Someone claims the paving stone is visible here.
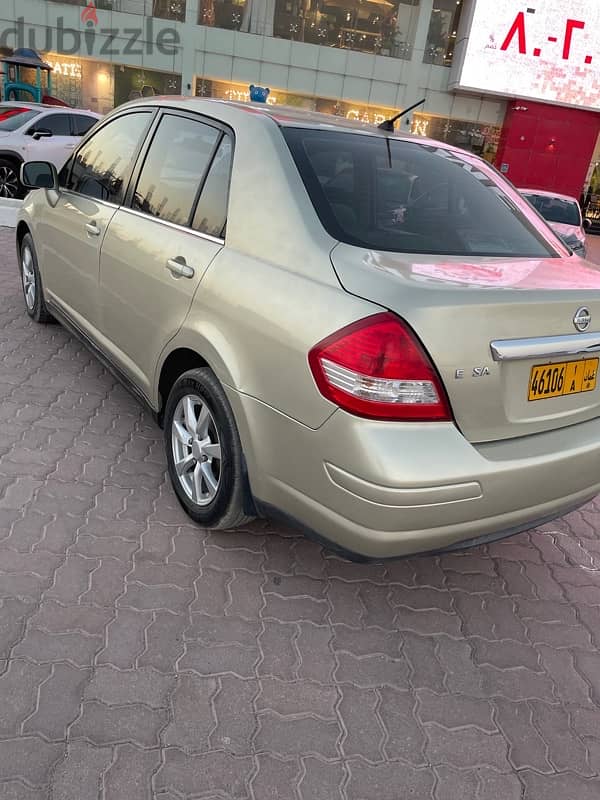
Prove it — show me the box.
[13,628,103,667]
[529,699,591,775]
[346,759,435,800]
[417,689,495,732]
[0,596,36,658]
[295,621,336,683]
[257,677,337,718]
[298,757,344,800]
[425,722,511,771]
[70,700,168,748]
[162,673,217,752]
[210,675,257,753]
[0,736,63,786]
[50,740,113,800]
[97,608,152,669]
[155,749,253,799]
[518,769,600,800]
[84,665,175,707]
[493,697,552,772]
[226,570,265,620]
[255,711,340,758]
[185,613,261,647]
[378,687,426,765]
[251,753,301,800]
[257,621,298,681]
[138,610,186,673]
[22,662,90,740]
[337,684,384,762]
[103,744,161,800]
[0,659,51,736]
[332,624,401,658]
[179,642,259,679]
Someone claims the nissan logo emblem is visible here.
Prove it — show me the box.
[573,307,591,332]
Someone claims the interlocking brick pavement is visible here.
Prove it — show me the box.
[2,223,600,798]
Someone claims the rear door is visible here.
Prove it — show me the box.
[97,110,233,397]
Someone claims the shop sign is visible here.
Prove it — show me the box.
[450,0,600,112]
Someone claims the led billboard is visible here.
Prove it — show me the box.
[450,0,600,111]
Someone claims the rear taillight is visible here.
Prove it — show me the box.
[308,313,451,421]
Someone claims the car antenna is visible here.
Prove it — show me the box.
[377,98,426,132]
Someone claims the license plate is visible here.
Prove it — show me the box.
[528,358,599,401]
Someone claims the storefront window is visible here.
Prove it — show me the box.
[45,0,186,22]
[423,0,462,66]
[200,0,419,59]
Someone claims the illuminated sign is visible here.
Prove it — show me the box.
[450,0,600,111]
[47,60,82,79]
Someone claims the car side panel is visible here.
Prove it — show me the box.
[156,247,383,429]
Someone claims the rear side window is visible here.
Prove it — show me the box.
[132,113,220,228]
[67,112,151,204]
[191,135,233,238]
[71,114,98,136]
[0,108,40,130]
[283,128,556,258]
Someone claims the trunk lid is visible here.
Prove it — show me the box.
[331,244,600,443]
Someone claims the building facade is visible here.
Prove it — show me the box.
[0,0,598,197]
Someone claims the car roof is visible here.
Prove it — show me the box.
[519,188,579,204]
[123,96,450,149]
[0,102,99,114]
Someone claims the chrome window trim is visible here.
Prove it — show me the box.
[490,332,600,362]
[118,205,225,245]
[60,189,120,211]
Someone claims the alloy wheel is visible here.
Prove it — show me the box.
[21,244,36,311]
[171,394,222,506]
[0,165,19,198]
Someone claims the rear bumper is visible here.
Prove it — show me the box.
[227,388,600,558]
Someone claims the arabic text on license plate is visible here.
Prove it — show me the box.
[528,358,598,401]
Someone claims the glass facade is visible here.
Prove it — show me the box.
[45,0,186,22]
[200,0,420,59]
[423,0,462,66]
[194,77,500,158]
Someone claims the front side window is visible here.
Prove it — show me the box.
[191,135,233,238]
[284,128,557,258]
[132,114,220,227]
[67,111,151,204]
[523,194,582,227]
[30,113,71,136]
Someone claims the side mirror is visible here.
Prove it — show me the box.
[21,161,58,191]
[583,218,592,231]
[32,129,52,140]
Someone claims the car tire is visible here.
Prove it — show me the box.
[19,233,53,323]
[164,367,254,529]
[0,158,26,199]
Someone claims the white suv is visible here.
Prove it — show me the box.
[0,103,101,198]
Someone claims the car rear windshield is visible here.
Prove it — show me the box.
[523,193,581,227]
[0,107,40,131]
[283,128,556,258]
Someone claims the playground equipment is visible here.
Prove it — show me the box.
[0,48,70,106]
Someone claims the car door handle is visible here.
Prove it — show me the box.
[85,221,100,236]
[166,258,195,279]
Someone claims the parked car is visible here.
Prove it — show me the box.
[15,98,600,558]
[0,103,101,198]
[520,188,589,258]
